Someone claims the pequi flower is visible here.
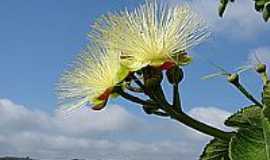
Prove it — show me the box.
[57,44,129,112]
[89,0,210,71]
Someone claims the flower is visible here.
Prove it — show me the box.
[89,0,210,71]
[57,44,129,112]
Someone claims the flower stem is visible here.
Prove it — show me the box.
[115,87,151,106]
[130,74,145,90]
[162,107,234,141]
[173,84,182,112]
[261,72,269,85]
[232,81,263,107]
[116,86,233,141]
[127,72,233,141]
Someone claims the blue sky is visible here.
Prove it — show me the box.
[0,0,269,113]
[0,0,145,112]
[0,0,270,159]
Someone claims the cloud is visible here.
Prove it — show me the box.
[248,46,270,67]
[188,107,232,139]
[0,99,231,160]
[189,107,231,130]
[173,0,270,39]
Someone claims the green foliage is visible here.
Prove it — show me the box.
[263,81,270,120]
[262,81,270,159]
[255,0,269,12]
[229,122,269,160]
[219,0,231,17]
[261,1,270,21]
[228,106,268,160]
[200,138,230,160]
[201,80,270,160]
[218,0,270,22]
[225,105,262,128]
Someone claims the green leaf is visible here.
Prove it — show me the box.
[200,138,230,160]
[225,104,270,159]
[229,126,269,160]
[255,0,268,6]
[255,0,268,12]
[262,80,270,158]
[219,0,229,17]
[262,118,270,159]
[263,2,270,22]
[263,81,270,120]
[225,105,262,129]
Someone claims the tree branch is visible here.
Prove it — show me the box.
[173,84,182,112]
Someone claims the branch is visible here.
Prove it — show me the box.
[114,86,151,106]
[234,83,263,107]
[173,84,182,112]
[162,107,234,141]
[228,74,263,107]
[130,74,145,90]
[128,72,233,141]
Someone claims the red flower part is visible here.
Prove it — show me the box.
[160,61,176,70]
[97,88,112,101]
[91,88,112,111]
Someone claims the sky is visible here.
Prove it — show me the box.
[0,0,270,159]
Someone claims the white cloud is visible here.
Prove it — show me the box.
[189,107,231,130]
[188,107,232,140]
[0,99,231,160]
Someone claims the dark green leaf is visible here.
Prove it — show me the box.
[263,2,270,22]
[263,80,270,120]
[262,118,270,159]
[225,104,270,159]
[229,125,269,160]
[225,105,262,129]
[219,0,229,17]
[200,138,230,160]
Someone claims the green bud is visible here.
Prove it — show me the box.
[263,2,270,22]
[143,66,163,86]
[227,73,239,84]
[143,66,166,101]
[166,66,184,85]
[256,63,267,73]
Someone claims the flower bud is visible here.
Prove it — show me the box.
[166,66,184,85]
[142,66,166,101]
[256,63,267,74]
[143,66,163,86]
[227,73,239,85]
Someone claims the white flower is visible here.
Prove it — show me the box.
[57,44,129,112]
[90,0,210,71]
